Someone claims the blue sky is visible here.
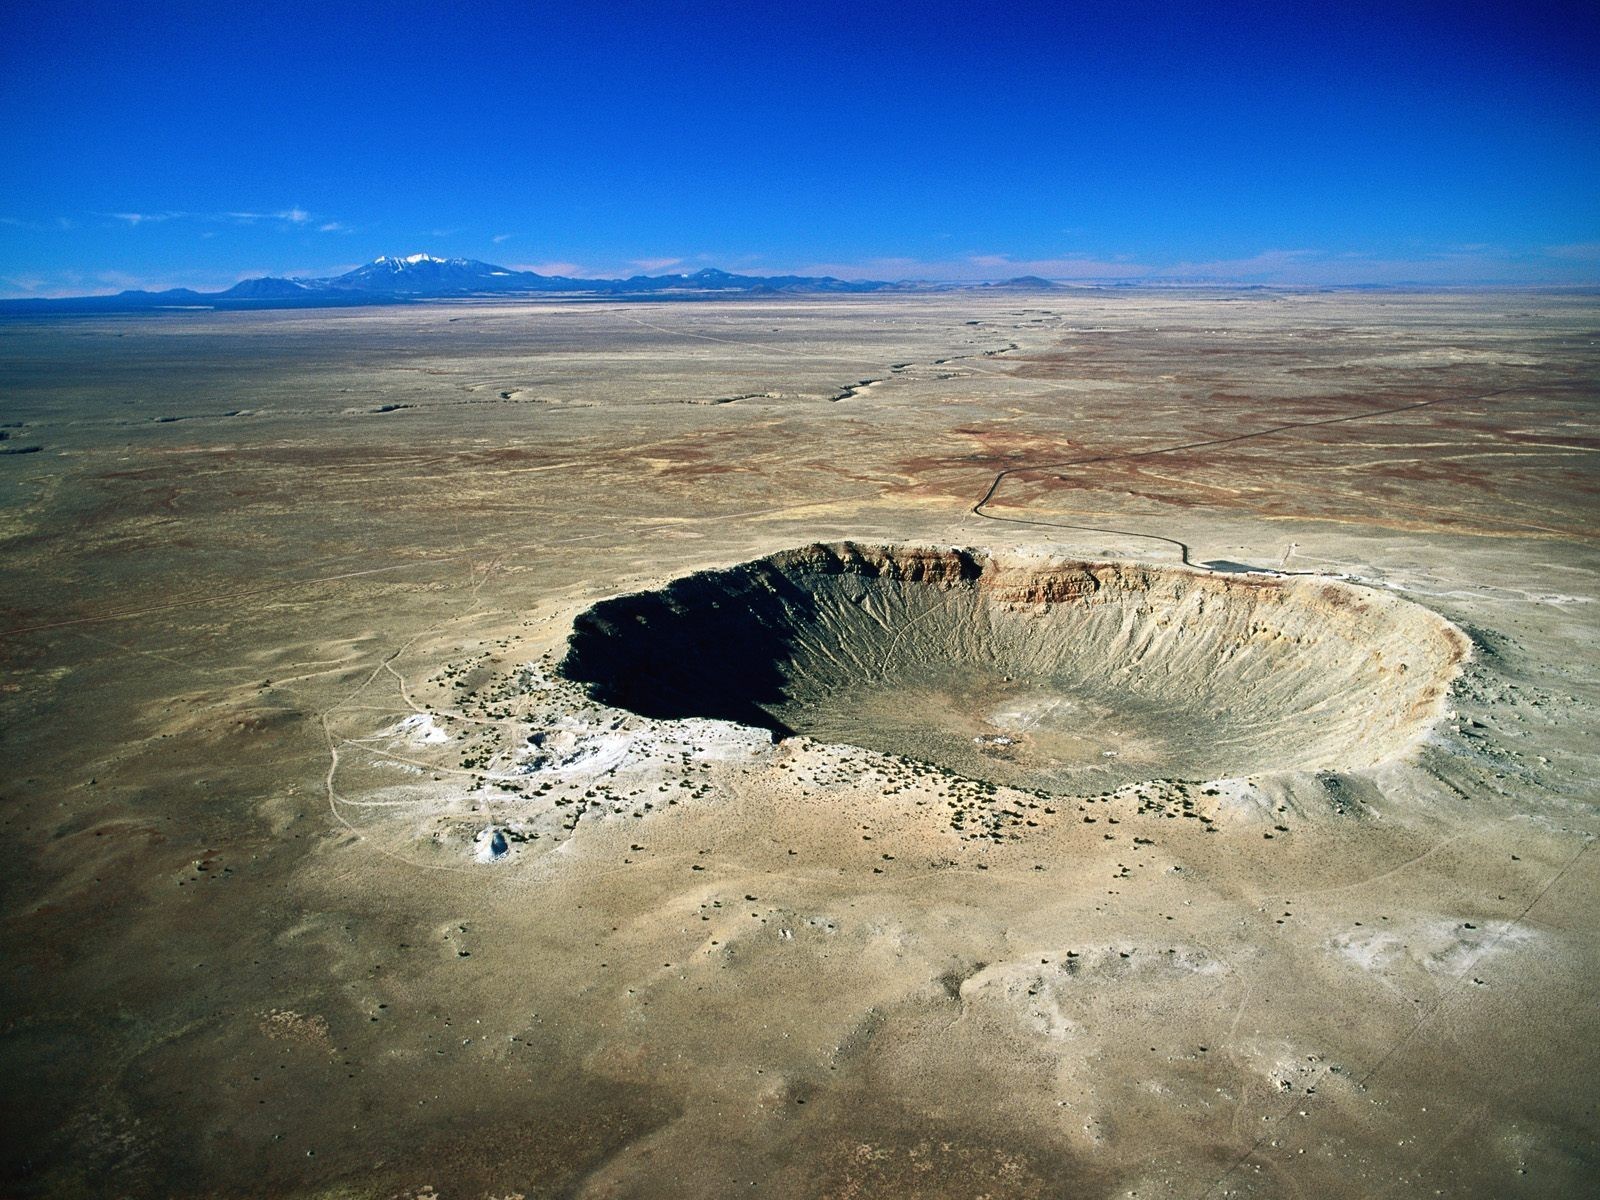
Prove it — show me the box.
[2,0,1597,295]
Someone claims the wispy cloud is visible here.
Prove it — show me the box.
[317,221,349,233]
[1547,241,1600,261]
[791,253,1149,282]
[492,233,514,244]
[108,211,184,226]
[0,215,75,232]
[0,273,62,297]
[226,207,311,224]
[94,269,155,289]
[1150,245,1592,285]
[512,261,585,277]
[99,208,330,230]
[1152,248,1322,281]
[794,244,1600,285]
[631,256,682,271]
[962,253,1148,279]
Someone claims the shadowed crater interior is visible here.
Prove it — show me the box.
[560,543,1468,789]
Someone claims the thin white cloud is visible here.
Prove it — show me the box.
[512,261,585,277]
[107,211,184,226]
[631,256,682,271]
[964,253,1148,278]
[0,215,74,231]
[1547,241,1600,260]
[102,208,328,229]
[492,233,513,244]
[1152,249,1321,280]
[225,208,312,224]
[1150,245,1599,284]
[790,244,1600,285]
[0,274,58,297]
[793,254,1150,282]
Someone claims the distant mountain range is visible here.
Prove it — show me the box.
[0,254,968,313]
[0,260,1443,314]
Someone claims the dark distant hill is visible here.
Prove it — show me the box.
[611,266,903,295]
[218,277,320,299]
[0,254,913,314]
[982,276,1062,290]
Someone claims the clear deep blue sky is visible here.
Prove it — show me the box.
[2,0,1597,294]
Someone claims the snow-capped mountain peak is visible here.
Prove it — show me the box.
[369,253,454,268]
[328,254,512,292]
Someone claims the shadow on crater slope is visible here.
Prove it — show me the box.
[560,543,1469,790]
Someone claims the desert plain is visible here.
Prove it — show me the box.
[0,289,1597,1198]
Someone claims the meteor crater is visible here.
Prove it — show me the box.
[560,543,1468,789]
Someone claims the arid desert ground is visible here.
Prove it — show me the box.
[1,290,1597,1198]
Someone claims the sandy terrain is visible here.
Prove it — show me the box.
[1,290,1596,1198]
